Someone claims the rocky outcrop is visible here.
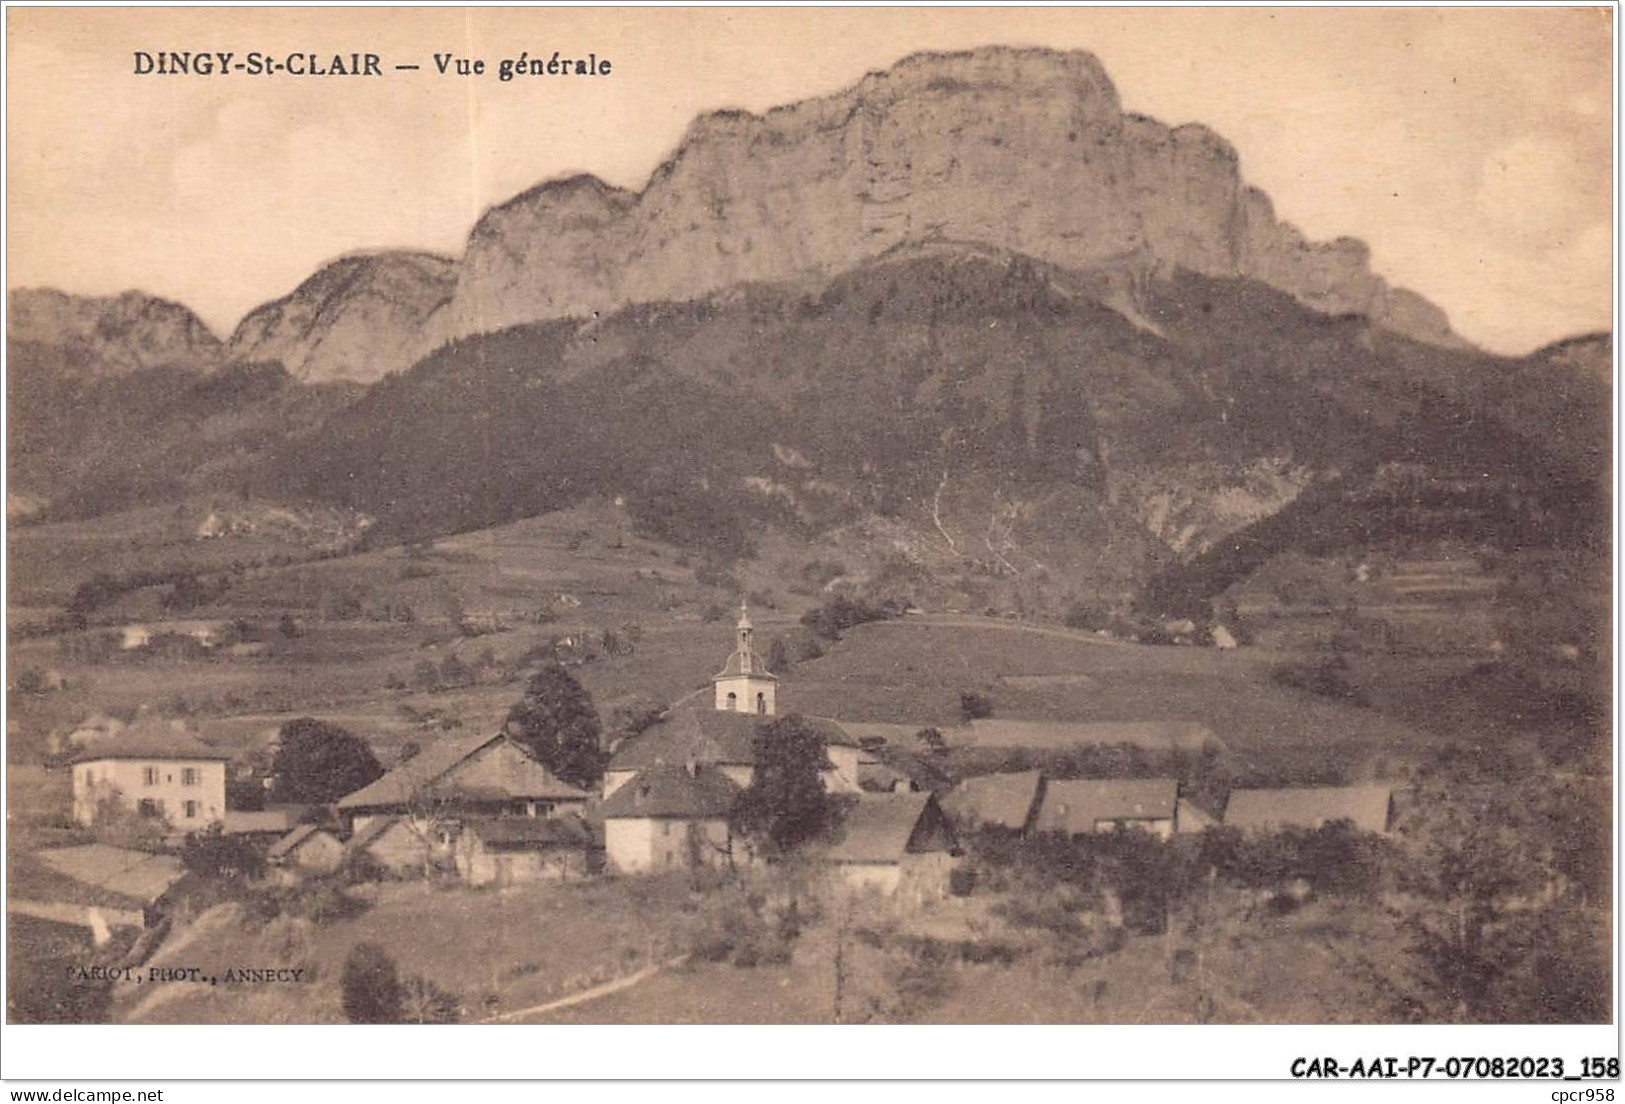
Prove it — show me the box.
[7,288,222,376]
[440,47,1461,348]
[226,252,456,383]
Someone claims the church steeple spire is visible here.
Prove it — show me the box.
[713,599,777,715]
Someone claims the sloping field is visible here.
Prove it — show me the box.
[783,619,1441,781]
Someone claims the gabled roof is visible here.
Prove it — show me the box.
[30,845,187,906]
[267,823,335,860]
[465,815,594,849]
[965,719,1220,752]
[347,815,409,852]
[1224,786,1394,834]
[597,764,740,820]
[70,722,229,763]
[941,770,1044,832]
[1035,778,1179,834]
[827,792,956,864]
[337,734,587,810]
[607,709,856,771]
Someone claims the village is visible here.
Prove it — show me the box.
[8,595,1433,1025]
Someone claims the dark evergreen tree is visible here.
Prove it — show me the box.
[341,942,403,1024]
[270,718,384,805]
[504,663,605,789]
[732,714,831,853]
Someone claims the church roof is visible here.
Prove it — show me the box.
[607,709,854,771]
[608,709,761,770]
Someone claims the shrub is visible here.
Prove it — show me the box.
[959,691,994,721]
[800,595,896,640]
[400,974,462,1023]
[341,942,403,1023]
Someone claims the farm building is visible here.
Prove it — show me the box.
[1034,778,1180,839]
[10,844,190,934]
[453,815,596,887]
[266,825,345,877]
[597,763,741,874]
[345,816,433,878]
[826,792,960,901]
[941,770,1045,833]
[1223,786,1395,835]
[70,725,229,831]
[336,732,589,832]
[1175,798,1222,834]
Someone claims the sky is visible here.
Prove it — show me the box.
[5,6,1613,354]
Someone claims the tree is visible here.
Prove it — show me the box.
[503,664,605,790]
[767,637,791,674]
[341,942,403,1023]
[732,714,831,853]
[270,718,384,805]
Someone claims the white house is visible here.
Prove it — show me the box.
[597,763,741,874]
[71,725,229,831]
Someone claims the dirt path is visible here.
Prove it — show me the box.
[481,954,690,1023]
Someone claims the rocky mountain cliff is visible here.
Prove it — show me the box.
[436,47,1461,349]
[225,252,456,383]
[8,288,221,376]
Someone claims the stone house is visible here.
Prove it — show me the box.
[453,815,596,887]
[597,763,741,874]
[826,792,960,901]
[71,726,229,831]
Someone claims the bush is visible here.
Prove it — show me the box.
[1063,603,1112,632]
[341,942,402,1023]
[1272,655,1370,707]
[959,691,994,721]
[800,595,896,640]
[400,974,462,1023]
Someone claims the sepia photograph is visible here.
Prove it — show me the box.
[2,2,1614,1069]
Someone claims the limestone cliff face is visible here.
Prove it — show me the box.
[8,288,222,375]
[442,47,1459,347]
[226,252,457,383]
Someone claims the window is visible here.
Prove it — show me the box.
[662,822,672,837]
[184,800,199,819]
[181,767,199,786]
[756,692,766,715]
[725,692,737,710]
[137,799,160,818]
[142,767,159,786]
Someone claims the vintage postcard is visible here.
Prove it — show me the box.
[3,3,1614,1073]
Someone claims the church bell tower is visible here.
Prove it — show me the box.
[713,602,777,716]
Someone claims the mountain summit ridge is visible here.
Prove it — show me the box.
[437,46,1463,351]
